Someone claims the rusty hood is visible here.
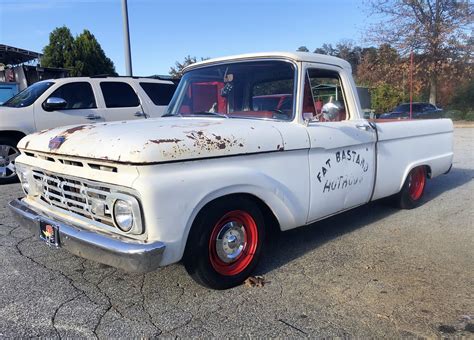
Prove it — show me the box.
[18,117,286,164]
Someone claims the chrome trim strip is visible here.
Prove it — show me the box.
[8,198,164,273]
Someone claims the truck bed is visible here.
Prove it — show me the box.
[371,119,454,200]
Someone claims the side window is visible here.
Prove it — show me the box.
[303,68,349,122]
[100,82,140,108]
[139,82,176,106]
[48,82,96,109]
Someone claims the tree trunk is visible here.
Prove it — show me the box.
[429,76,437,105]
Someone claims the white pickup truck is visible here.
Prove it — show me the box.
[9,52,453,289]
[0,76,177,184]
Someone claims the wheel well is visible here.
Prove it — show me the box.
[1,131,26,143]
[424,165,432,179]
[189,193,281,243]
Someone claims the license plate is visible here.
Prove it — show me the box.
[39,220,60,247]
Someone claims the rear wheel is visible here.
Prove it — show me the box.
[184,196,265,289]
[395,166,427,209]
[0,137,21,184]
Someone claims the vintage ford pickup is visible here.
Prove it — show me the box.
[9,52,453,289]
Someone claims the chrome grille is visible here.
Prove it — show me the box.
[32,170,114,226]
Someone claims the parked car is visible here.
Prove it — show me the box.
[379,102,443,120]
[0,76,177,183]
[9,52,453,289]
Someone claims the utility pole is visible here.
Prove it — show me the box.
[409,51,413,119]
[121,0,132,76]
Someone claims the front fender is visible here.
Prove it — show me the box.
[133,151,309,265]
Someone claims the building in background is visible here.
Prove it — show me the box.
[0,44,69,103]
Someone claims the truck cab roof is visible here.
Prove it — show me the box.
[185,51,353,73]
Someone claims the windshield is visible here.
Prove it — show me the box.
[2,81,54,108]
[165,60,295,120]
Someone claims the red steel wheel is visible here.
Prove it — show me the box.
[184,196,265,289]
[394,165,427,209]
[408,166,426,201]
[208,210,258,276]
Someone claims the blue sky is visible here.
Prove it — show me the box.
[0,0,374,76]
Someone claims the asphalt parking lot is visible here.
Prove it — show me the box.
[0,128,472,338]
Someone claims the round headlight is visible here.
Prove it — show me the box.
[113,199,134,232]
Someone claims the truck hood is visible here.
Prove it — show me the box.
[18,117,286,164]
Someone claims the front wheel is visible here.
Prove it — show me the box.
[0,137,21,184]
[184,197,265,290]
[395,166,427,209]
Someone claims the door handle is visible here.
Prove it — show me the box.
[86,114,101,120]
[356,124,371,131]
[134,111,149,118]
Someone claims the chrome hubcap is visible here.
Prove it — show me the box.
[0,144,19,178]
[215,221,246,263]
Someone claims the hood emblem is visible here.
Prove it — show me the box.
[48,136,66,150]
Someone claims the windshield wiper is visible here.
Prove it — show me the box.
[162,111,229,118]
[192,111,229,118]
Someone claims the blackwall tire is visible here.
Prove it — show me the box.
[395,166,427,209]
[184,196,265,290]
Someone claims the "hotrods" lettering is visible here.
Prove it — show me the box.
[323,175,364,193]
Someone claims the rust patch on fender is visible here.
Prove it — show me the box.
[185,130,240,150]
[36,128,54,135]
[62,125,93,135]
[149,138,183,144]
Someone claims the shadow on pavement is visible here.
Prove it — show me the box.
[257,167,473,275]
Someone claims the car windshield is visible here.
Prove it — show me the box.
[165,60,295,120]
[2,81,54,108]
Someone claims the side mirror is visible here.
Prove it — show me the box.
[43,97,67,111]
[321,102,342,121]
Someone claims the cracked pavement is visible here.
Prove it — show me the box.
[0,128,472,337]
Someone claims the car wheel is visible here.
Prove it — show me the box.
[395,166,427,209]
[0,137,21,184]
[184,196,266,290]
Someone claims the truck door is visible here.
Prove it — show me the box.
[35,81,104,130]
[303,65,376,223]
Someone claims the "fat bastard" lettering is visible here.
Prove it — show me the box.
[316,149,369,183]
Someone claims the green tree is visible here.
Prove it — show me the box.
[297,46,309,52]
[42,26,116,76]
[312,41,364,75]
[41,26,75,70]
[366,0,473,105]
[169,55,209,78]
[73,30,116,76]
[371,83,405,114]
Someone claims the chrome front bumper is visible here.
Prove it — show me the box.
[8,198,165,273]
